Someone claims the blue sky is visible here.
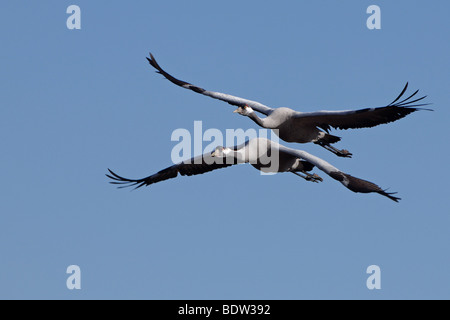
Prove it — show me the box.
[0,1,449,299]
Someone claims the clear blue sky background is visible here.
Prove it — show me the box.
[1,1,449,300]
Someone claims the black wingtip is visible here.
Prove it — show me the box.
[379,190,401,203]
[334,172,402,203]
[144,52,203,90]
[387,83,431,111]
[146,52,161,70]
[388,82,409,105]
[106,168,142,189]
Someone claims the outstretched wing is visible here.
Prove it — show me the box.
[107,153,238,189]
[328,171,400,202]
[279,145,400,202]
[146,53,274,115]
[293,83,431,132]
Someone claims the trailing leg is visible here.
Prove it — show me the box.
[291,171,323,183]
[315,140,353,158]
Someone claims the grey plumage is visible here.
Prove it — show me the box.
[107,138,400,202]
[146,53,431,158]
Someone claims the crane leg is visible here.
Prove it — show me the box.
[291,171,323,183]
[315,142,352,158]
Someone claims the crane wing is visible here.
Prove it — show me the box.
[147,53,274,115]
[293,83,430,132]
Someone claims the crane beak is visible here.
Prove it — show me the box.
[233,108,240,113]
